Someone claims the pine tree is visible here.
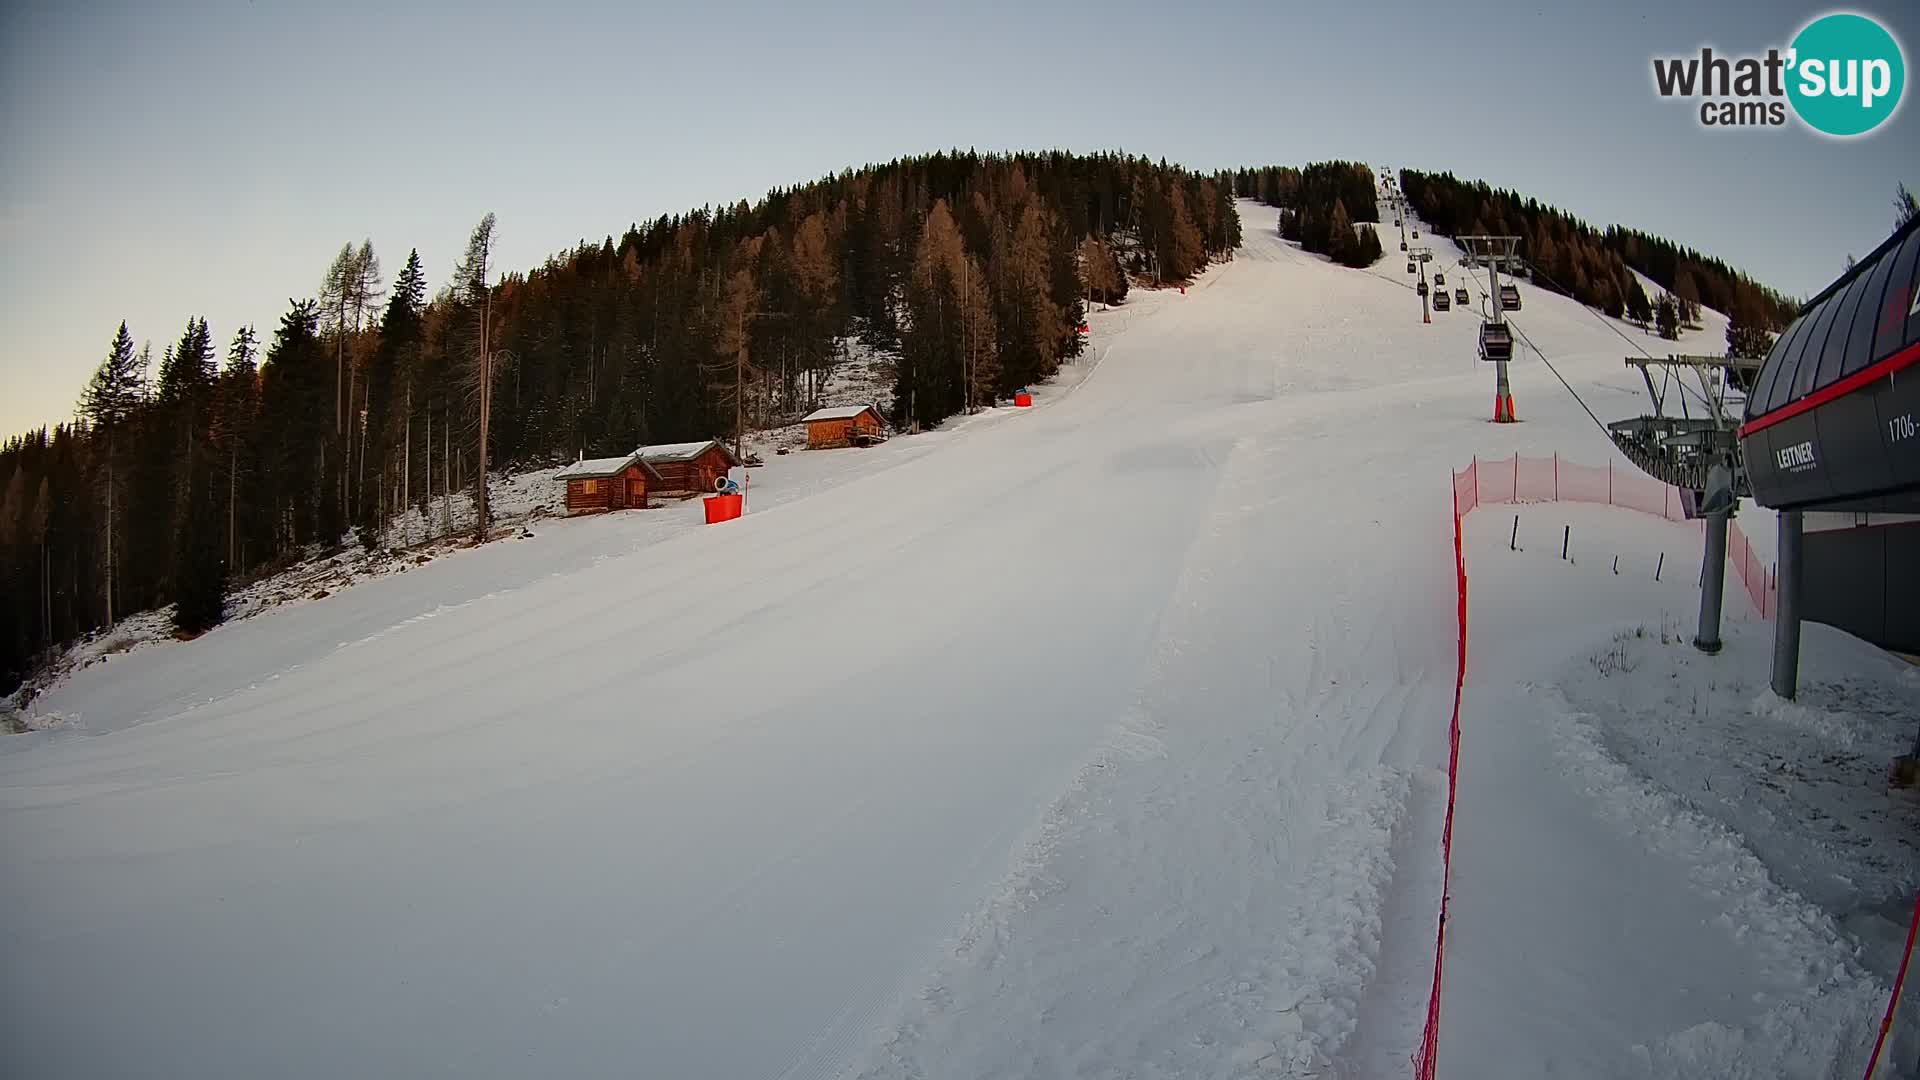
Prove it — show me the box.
[1895,182,1917,230]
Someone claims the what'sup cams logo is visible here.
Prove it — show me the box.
[1652,12,1905,136]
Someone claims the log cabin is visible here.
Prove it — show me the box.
[555,452,662,516]
[637,440,743,496]
[801,405,888,450]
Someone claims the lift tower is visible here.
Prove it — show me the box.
[1458,235,1521,422]
[1410,244,1433,323]
[1605,352,1762,653]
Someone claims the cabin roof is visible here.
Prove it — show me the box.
[637,439,740,465]
[555,451,662,481]
[801,404,880,423]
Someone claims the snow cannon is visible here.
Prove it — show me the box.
[703,492,743,524]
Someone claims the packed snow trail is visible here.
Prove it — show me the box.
[1440,505,1902,1078]
[3,200,1744,1078]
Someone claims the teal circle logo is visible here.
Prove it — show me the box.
[1787,13,1905,136]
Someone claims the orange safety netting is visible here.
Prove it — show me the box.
[1421,454,1782,1079]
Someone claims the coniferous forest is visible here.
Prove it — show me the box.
[0,151,1241,692]
[1395,168,1796,348]
[1229,163,1385,268]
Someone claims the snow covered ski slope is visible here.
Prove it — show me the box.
[7,198,1858,1079]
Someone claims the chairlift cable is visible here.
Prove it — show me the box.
[1525,261,1719,415]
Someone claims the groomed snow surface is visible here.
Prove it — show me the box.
[1446,503,1919,1079]
[4,199,1914,1078]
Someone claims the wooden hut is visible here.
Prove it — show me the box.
[555,451,662,515]
[801,405,888,450]
[637,440,743,496]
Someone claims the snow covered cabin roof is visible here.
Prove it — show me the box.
[636,439,740,465]
[555,451,662,481]
[801,404,882,424]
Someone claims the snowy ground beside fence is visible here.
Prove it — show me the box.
[1443,502,1917,1078]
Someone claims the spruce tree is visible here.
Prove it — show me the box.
[359,250,425,546]
[1725,297,1777,362]
[1655,294,1681,340]
[78,322,146,624]
[213,326,259,569]
[1626,279,1654,326]
[164,318,225,635]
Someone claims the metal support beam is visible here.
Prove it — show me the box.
[1771,510,1803,698]
[1460,235,1521,423]
[1695,508,1729,654]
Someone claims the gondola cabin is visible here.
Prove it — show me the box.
[1432,290,1451,311]
[637,439,744,496]
[1479,322,1514,362]
[555,451,662,515]
[801,404,888,450]
[1434,272,1445,286]
[1417,280,1429,297]
[1455,286,1470,305]
[1499,284,1522,311]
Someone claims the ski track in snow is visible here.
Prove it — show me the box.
[1,198,1809,1080]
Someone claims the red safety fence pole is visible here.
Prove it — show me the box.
[1862,893,1920,1079]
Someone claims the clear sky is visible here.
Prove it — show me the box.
[3,0,1915,436]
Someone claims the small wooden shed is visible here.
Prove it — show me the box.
[555,451,662,515]
[638,439,743,496]
[802,405,888,450]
